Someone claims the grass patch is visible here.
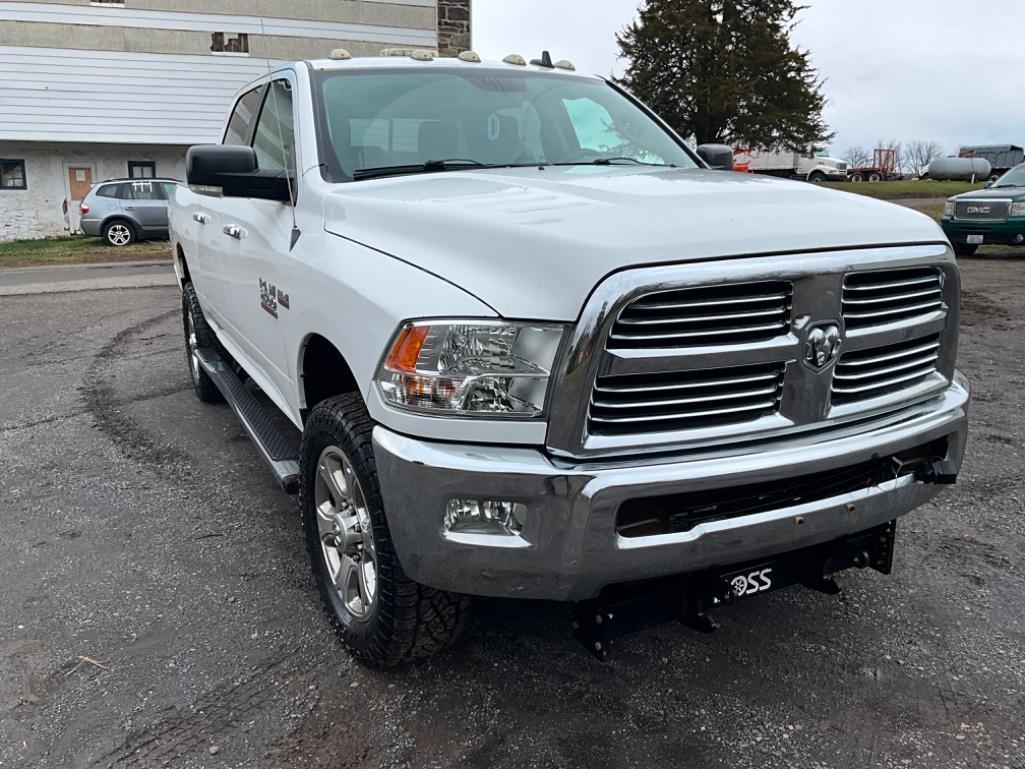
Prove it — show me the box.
[818,180,985,200]
[0,236,169,268]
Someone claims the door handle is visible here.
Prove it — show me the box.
[193,212,210,224]
[223,224,245,239]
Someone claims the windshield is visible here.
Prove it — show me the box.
[992,164,1025,188]
[314,68,699,181]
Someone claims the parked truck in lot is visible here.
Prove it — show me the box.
[732,146,848,182]
[958,145,1025,182]
[170,52,969,666]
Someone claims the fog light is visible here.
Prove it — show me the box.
[1015,234,1024,244]
[444,499,526,535]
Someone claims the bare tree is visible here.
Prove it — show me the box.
[906,140,944,176]
[843,146,871,168]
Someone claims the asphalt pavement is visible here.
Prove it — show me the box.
[0,255,1023,769]
[0,261,176,296]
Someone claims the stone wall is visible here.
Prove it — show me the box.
[437,0,471,57]
[0,142,187,242]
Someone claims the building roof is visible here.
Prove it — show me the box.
[0,46,277,145]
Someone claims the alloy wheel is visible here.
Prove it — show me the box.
[314,446,378,620]
[107,224,131,246]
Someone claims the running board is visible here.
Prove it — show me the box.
[196,348,301,494]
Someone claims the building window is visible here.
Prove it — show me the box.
[211,33,249,55]
[128,161,156,179]
[0,159,26,190]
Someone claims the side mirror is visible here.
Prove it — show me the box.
[696,144,735,171]
[186,145,293,203]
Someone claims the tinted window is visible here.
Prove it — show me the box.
[224,87,264,146]
[252,79,295,171]
[316,70,698,181]
[98,183,132,199]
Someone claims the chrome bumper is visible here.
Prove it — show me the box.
[373,375,969,601]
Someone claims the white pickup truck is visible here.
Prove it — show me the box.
[170,52,969,666]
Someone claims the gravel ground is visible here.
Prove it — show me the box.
[1,253,1023,769]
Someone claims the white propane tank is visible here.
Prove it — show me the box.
[927,157,993,181]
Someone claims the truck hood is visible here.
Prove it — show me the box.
[954,186,1025,201]
[322,167,945,320]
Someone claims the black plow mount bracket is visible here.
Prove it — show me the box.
[572,521,897,661]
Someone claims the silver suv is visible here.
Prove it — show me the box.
[80,178,180,246]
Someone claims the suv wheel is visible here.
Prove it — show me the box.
[300,394,471,667]
[181,283,223,403]
[103,220,136,247]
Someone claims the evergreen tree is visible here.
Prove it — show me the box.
[616,0,831,149]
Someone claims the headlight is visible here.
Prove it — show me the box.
[376,320,565,418]
[943,200,956,218]
[1012,201,1025,217]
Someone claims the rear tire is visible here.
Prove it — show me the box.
[300,394,471,667]
[868,172,883,182]
[849,173,864,183]
[953,243,978,257]
[181,283,223,403]
[103,219,136,247]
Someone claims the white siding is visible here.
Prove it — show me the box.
[0,46,274,144]
[0,2,436,45]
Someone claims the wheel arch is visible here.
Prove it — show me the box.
[298,333,360,421]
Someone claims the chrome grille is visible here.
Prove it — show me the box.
[832,335,940,406]
[589,363,785,435]
[608,281,792,349]
[954,199,1010,221]
[843,268,943,329]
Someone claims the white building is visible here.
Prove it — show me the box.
[0,0,471,242]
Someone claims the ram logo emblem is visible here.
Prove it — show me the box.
[805,323,842,370]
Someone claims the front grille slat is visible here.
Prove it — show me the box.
[589,362,785,435]
[832,334,940,405]
[616,307,785,326]
[843,268,944,329]
[610,281,792,349]
[631,292,788,312]
[592,383,780,411]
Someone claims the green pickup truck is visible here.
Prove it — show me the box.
[942,164,1025,256]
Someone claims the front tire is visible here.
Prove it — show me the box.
[300,394,471,667]
[103,219,136,247]
[181,283,223,403]
[953,242,978,257]
[808,171,827,182]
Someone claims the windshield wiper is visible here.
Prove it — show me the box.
[552,157,676,168]
[353,158,498,181]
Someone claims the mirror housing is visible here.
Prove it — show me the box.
[696,144,735,171]
[186,145,293,203]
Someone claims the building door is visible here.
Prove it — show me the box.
[63,163,94,234]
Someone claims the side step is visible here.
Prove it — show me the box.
[196,347,301,493]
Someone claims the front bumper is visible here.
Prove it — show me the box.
[374,376,969,601]
[943,218,1025,245]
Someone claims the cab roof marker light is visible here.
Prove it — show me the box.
[503,54,526,66]
[554,59,576,71]
[457,51,482,63]
[329,48,352,60]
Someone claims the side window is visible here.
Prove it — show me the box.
[129,180,166,201]
[97,184,119,198]
[160,182,178,199]
[224,87,264,146]
[252,79,295,171]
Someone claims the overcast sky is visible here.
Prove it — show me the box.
[473,0,1025,157]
